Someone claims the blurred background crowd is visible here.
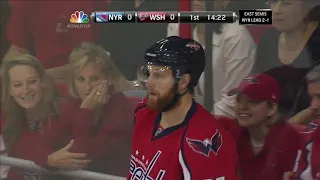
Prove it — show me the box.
[0,0,320,179]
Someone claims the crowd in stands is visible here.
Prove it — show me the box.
[0,0,320,179]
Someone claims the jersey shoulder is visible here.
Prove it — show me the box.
[214,115,241,141]
[301,120,320,134]
[134,98,157,125]
[300,120,320,141]
[190,104,232,133]
[289,122,306,134]
[214,115,238,131]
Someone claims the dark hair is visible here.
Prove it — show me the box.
[306,4,320,22]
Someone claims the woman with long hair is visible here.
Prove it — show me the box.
[46,42,134,176]
[217,73,303,180]
[0,54,86,180]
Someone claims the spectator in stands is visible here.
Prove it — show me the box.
[294,65,320,180]
[3,0,108,81]
[290,65,320,125]
[217,73,303,180]
[0,54,83,180]
[252,1,320,117]
[285,65,320,180]
[47,42,134,176]
[69,42,133,92]
[168,0,256,118]
[101,0,178,81]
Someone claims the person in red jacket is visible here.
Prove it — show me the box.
[129,36,239,180]
[46,42,134,177]
[216,73,303,180]
[291,65,320,180]
[293,120,320,180]
[0,54,89,180]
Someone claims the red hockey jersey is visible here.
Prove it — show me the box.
[294,120,320,180]
[127,99,239,180]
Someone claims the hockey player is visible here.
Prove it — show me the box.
[128,36,239,180]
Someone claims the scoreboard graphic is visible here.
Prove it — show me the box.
[94,12,108,23]
[238,9,272,25]
[136,12,179,23]
[89,9,272,25]
[91,11,136,23]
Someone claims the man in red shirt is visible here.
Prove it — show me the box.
[293,120,320,180]
[293,65,320,180]
[129,36,239,180]
[3,0,104,80]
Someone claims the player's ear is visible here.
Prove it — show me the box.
[179,74,191,91]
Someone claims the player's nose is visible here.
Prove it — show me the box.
[145,78,155,89]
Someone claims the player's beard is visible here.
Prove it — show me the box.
[147,85,176,111]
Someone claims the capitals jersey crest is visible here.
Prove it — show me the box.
[186,129,222,157]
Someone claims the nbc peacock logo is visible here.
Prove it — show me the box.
[70,11,89,23]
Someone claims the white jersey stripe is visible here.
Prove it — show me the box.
[179,150,191,180]
[300,142,313,180]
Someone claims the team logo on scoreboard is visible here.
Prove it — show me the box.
[95,12,108,23]
[138,12,149,21]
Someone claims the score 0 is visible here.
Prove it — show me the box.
[127,14,133,20]
[124,12,136,23]
[167,12,179,23]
